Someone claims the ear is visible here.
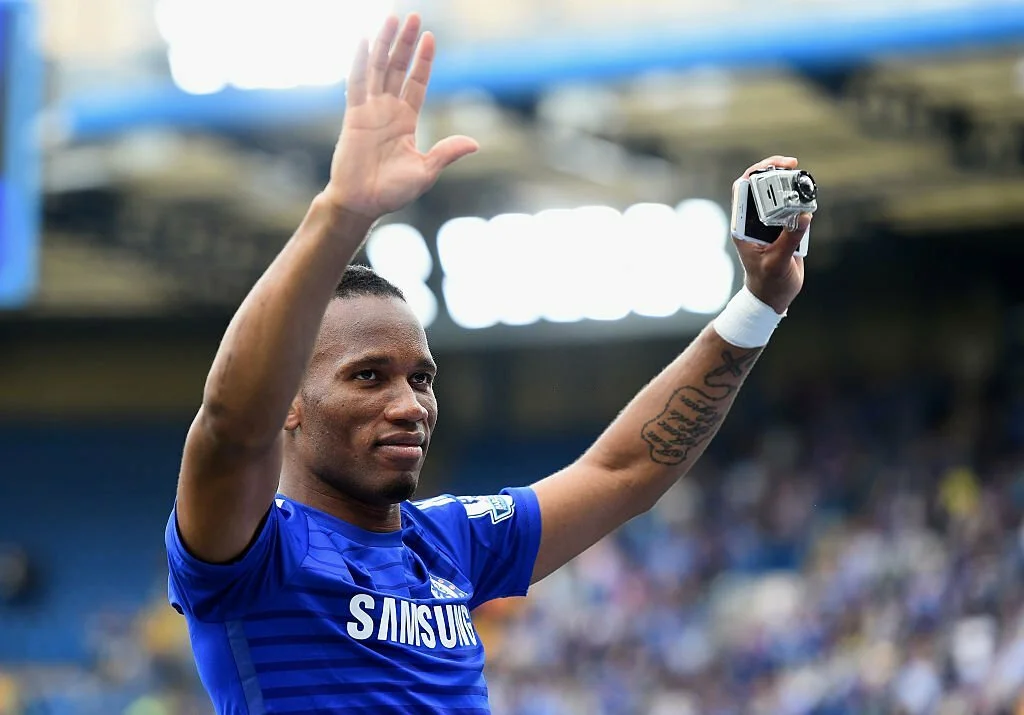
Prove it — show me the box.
[284,398,302,432]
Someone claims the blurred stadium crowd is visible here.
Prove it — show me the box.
[3,369,1024,715]
[479,375,1024,715]
[4,0,1024,713]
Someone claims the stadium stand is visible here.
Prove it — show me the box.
[3,366,1024,715]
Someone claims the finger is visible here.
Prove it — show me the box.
[346,37,370,107]
[771,212,812,257]
[401,31,436,112]
[741,155,798,180]
[424,135,480,178]
[384,14,421,96]
[367,15,400,95]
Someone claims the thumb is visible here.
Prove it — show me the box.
[425,135,479,177]
[774,212,812,257]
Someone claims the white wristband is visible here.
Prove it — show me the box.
[712,285,785,348]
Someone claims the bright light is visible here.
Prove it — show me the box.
[431,199,734,328]
[437,217,487,278]
[623,203,687,318]
[489,213,543,326]
[535,209,587,323]
[401,283,438,332]
[573,206,631,322]
[366,223,437,328]
[437,217,501,330]
[442,277,499,330]
[167,48,227,96]
[677,199,730,249]
[367,223,432,282]
[676,199,735,314]
[155,0,394,94]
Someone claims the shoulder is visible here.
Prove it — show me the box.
[167,495,310,570]
[407,488,543,608]
[403,494,469,545]
[165,496,311,621]
[405,493,524,532]
[407,493,517,526]
[406,489,538,540]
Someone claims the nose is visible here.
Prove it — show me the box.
[385,384,430,425]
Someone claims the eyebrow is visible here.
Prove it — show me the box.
[343,353,438,374]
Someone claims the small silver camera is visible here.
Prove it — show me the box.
[748,167,817,231]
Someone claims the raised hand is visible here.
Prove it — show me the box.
[323,14,479,219]
[733,156,811,314]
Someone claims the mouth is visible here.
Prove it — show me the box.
[374,444,424,463]
[374,434,426,465]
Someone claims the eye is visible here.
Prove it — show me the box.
[411,372,435,387]
[354,369,378,381]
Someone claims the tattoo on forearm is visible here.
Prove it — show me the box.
[641,347,760,465]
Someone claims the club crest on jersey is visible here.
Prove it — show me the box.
[457,495,514,524]
[429,574,469,600]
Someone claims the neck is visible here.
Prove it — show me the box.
[279,465,403,533]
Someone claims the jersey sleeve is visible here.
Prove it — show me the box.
[165,498,308,622]
[413,486,543,610]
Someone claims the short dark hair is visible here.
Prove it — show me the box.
[334,264,405,302]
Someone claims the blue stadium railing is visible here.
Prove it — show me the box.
[55,2,1024,142]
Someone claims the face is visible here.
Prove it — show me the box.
[289,295,438,506]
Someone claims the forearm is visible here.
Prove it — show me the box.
[532,158,806,581]
[584,324,761,508]
[201,195,375,446]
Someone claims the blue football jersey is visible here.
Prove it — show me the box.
[165,487,542,714]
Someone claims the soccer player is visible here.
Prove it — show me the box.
[165,13,811,714]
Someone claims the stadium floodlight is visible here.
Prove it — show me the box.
[375,199,734,331]
[155,0,394,94]
[365,223,438,328]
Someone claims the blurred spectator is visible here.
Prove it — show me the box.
[0,671,19,715]
[0,545,33,607]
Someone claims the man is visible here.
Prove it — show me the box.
[165,13,811,714]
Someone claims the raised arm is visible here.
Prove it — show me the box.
[530,156,810,582]
[176,14,478,564]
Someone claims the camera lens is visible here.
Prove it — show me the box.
[795,171,817,202]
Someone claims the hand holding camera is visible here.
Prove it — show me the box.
[730,164,818,257]
[726,156,814,314]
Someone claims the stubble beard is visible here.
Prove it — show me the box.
[314,461,420,506]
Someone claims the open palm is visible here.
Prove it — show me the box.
[325,15,479,219]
